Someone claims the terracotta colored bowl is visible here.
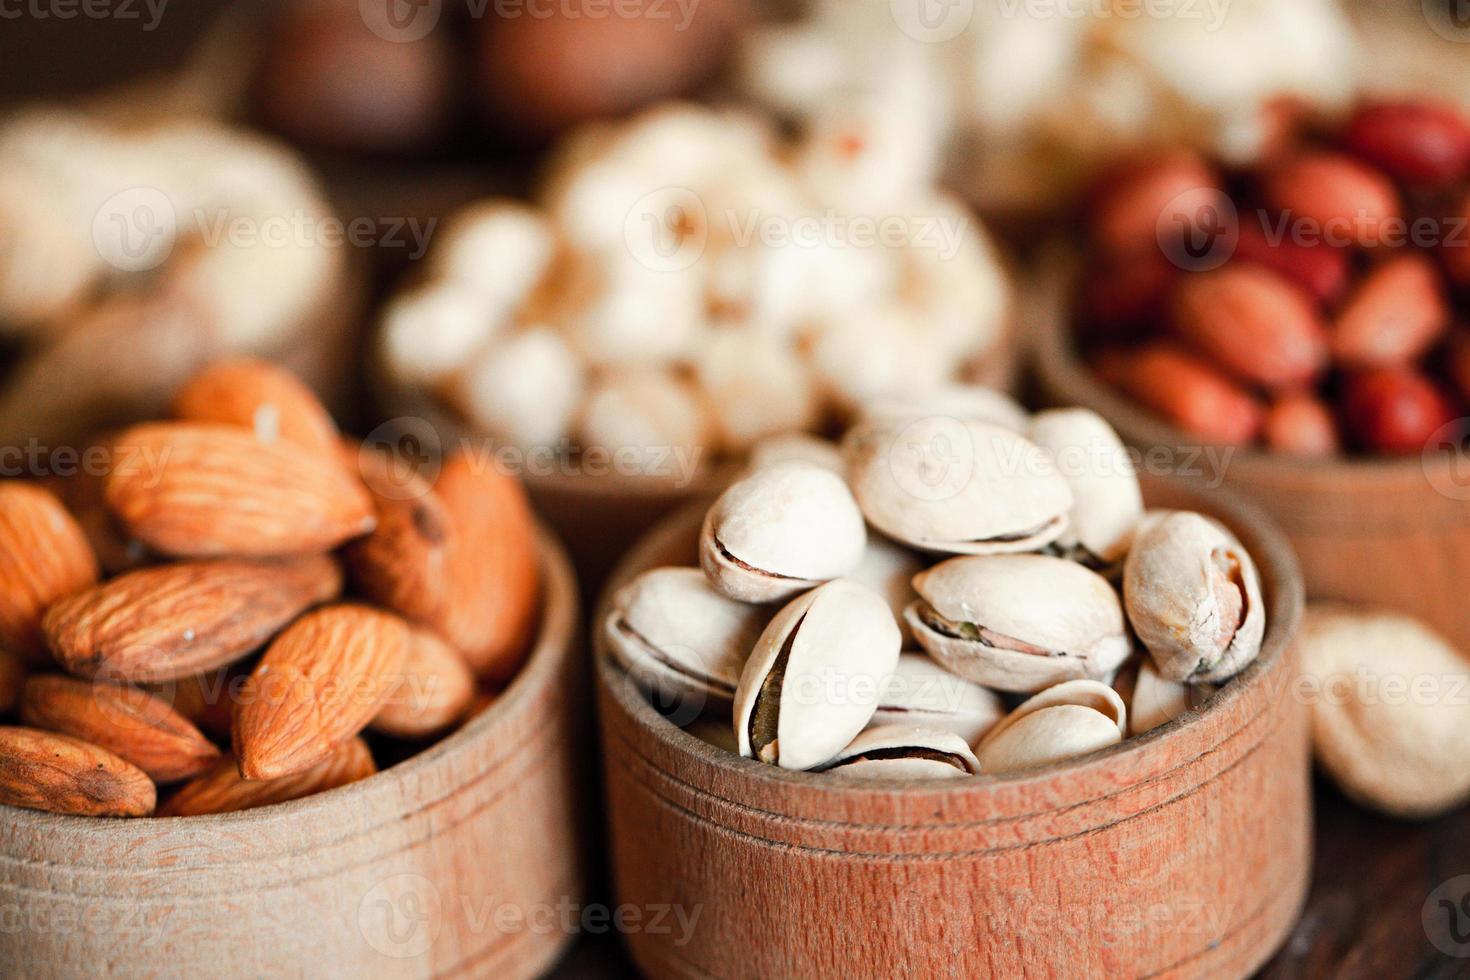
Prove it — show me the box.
[1029,256,1470,653]
[593,480,1309,979]
[0,530,589,980]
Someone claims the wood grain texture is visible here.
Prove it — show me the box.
[1030,251,1470,654]
[595,484,1310,979]
[0,529,590,980]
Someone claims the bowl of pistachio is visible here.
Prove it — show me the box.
[593,391,1307,979]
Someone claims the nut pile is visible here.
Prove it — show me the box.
[379,103,1010,468]
[605,392,1267,778]
[1079,99,1470,456]
[0,359,539,818]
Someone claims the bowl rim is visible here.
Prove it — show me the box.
[594,483,1304,799]
[0,525,581,834]
[1026,247,1463,484]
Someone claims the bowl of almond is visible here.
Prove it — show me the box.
[0,360,586,979]
[1034,98,1470,652]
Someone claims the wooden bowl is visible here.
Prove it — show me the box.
[0,530,590,980]
[593,482,1309,979]
[1029,257,1470,653]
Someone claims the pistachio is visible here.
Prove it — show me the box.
[844,415,1072,554]
[860,384,1029,433]
[1027,408,1144,566]
[745,433,845,475]
[733,579,901,771]
[846,537,925,644]
[606,567,771,716]
[976,680,1127,774]
[1114,658,1215,736]
[906,554,1132,693]
[1123,511,1265,683]
[700,461,867,604]
[450,327,585,449]
[870,653,1005,745]
[578,370,713,461]
[818,725,980,781]
[1298,605,1470,818]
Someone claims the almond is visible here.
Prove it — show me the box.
[345,451,452,624]
[0,482,99,660]
[45,556,342,683]
[46,432,152,576]
[431,452,541,682]
[1331,255,1450,368]
[1096,343,1264,445]
[170,358,340,456]
[0,648,26,715]
[371,628,476,738]
[104,423,376,558]
[1263,394,1340,457]
[233,604,410,779]
[1169,266,1329,389]
[19,675,219,783]
[158,668,244,742]
[0,725,155,817]
[1261,152,1400,248]
[159,737,375,817]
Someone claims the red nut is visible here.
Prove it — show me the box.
[1448,330,1470,406]
[1263,394,1340,457]
[1168,265,1329,390]
[1331,255,1450,368]
[1089,151,1221,259]
[1343,101,1470,188]
[1231,220,1351,304]
[1075,252,1177,343]
[1095,343,1264,445]
[1261,152,1401,248]
[1340,368,1457,455]
[1444,192,1470,289]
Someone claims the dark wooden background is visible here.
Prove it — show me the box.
[3,6,1468,978]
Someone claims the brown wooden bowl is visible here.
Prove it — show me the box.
[593,481,1309,979]
[1028,255,1470,653]
[0,529,589,980]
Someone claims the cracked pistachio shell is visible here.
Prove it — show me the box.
[844,415,1072,555]
[700,461,867,603]
[976,680,1127,774]
[1027,408,1144,565]
[1114,658,1215,736]
[860,384,1029,433]
[733,580,901,771]
[906,554,1133,693]
[605,567,771,715]
[1298,605,1470,819]
[1123,512,1265,683]
[821,725,980,781]
[870,653,1005,744]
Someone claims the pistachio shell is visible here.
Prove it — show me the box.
[870,653,1005,744]
[733,579,901,771]
[700,461,867,603]
[450,327,584,449]
[820,725,980,780]
[578,370,713,460]
[906,554,1132,693]
[1115,658,1213,736]
[1298,605,1470,818]
[844,415,1072,554]
[846,537,925,644]
[427,201,556,308]
[745,433,845,475]
[1123,512,1265,683]
[1027,408,1143,565]
[606,567,771,715]
[976,680,1127,774]
[860,384,1028,433]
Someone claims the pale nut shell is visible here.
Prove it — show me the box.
[695,329,819,452]
[733,579,902,771]
[1114,658,1215,736]
[820,725,980,781]
[745,433,845,475]
[427,200,556,308]
[605,567,771,715]
[700,461,867,604]
[1298,605,1470,819]
[906,554,1132,693]
[1027,408,1144,565]
[847,536,925,645]
[379,281,505,386]
[844,415,1072,555]
[869,653,1005,745]
[860,384,1028,433]
[577,370,713,463]
[976,680,1128,775]
[1123,511,1265,683]
[450,327,585,449]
